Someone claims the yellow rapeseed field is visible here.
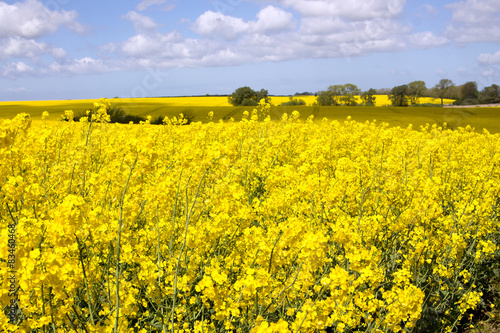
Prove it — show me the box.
[0,95,452,111]
[1,100,499,332]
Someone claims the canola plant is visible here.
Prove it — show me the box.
[0,99,499,332]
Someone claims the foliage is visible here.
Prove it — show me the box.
[228,87,270,106]
[316,89,336,106]
[389,84,410,106]
[408,80,427,105]
[1,101,500,332]
[241,98,259,106]
[461,99,480,106]
[361,88,377,106]
[409,103,442,107]
[479,84,500,104]
[460,81,479,101]
[174,109,196,125]
[339,83,361,106]
[316,84,361,106]
[279,97,306,106]
[74,103,146,124]
[432,79,456,106]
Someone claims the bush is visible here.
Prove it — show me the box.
[462,98,479,105]
[149,116,165,125]
[151,110,197,125]
[240,98,259,106]
[74,106,146,124]
[179,109,196,124]
[410,103,442,107]
[228,87,270,106]
[453,98,479,106]
[280,98,306,106]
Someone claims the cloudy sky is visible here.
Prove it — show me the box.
[0,0,499,101]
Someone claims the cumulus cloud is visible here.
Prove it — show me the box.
[104,0,420,70]
[136,0,174,11]
[192,6,295,40]
[252,6,296,33]
[0,37,66,60]
[0,0,85,39]
[48,57,114,75]
[191,11,250,40]
[0,0,93,79]
[2,0,464,78]
[445,0,500,43]
[271,0,406,20]
[477,51,500,65]
[121,31,184,58]
[409,31,449,49]
[123,11,161,32]
[2,61,34,77]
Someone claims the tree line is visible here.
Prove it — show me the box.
[228,80,500,107]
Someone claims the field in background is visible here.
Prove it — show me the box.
[0,95,497,133]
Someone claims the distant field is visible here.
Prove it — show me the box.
[1,95,497,133]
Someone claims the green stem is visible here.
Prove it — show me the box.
[113,154,138,333]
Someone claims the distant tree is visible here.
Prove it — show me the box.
[389,84,410,106]
[228,87,270,106]
[361,88,377,106]
[255,89,271,104]
[328,85,344,105]
[432,79,455,106]
[294,91,314,96]
[479,84,500,104]
[316,90,334,106]
[376,88,391,95]
[340,83,361,106]
[408,80,427,105]
[317,84,360,106]
[459,81,479,100]
[317,85,343,106]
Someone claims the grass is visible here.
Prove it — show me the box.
[1,96,499,133]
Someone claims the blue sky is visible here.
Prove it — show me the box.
[0,0,500,101]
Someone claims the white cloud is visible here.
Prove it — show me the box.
[436,69,448,77]
[192,6,296,40]
[458,66,468,75]
[445,0,500,43]
[121,31,184,58]
[0,37,66,60]
[390,69,410,76]
[2,61,33,77]
[6,87,27,92]
[191,11,250,41]
[252,6,296,33]
[123,11,161,32]
[102,0,421,70]
[0,0,85,39]
[136,0,174,11]
[1,0,461,78]
[409,31,449,49]
[446,0,500,24]
[272,0,406,20]
[422,4,439,16]
[299,16,346,35]
[482,68,498,78]
[48,57,113,75]
[477,51,500,65]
